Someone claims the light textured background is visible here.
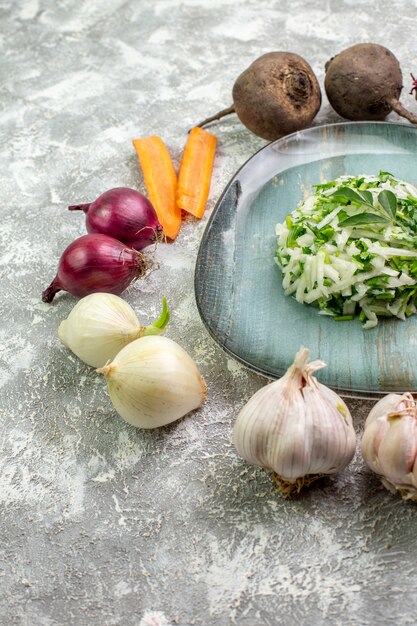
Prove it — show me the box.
[2,1,417,625]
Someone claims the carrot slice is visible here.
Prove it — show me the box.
[132,136,181,240]
[176,127,217,219]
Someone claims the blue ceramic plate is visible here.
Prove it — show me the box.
[194,122,417,398]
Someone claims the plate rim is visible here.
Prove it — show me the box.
[194,120,417,399]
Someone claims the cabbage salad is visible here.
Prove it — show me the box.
[275,172,417,328]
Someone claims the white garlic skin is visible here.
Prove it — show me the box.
[98,335,206,429]
[364,393,406,428]
[232,352,356,483]
[58,293,143,368]
[361,393,417,500]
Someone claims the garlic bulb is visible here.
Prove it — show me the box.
[232,347,356,494]
[361,392,417,501]
[58,293,170,368]
[363,393,407,428]
[97,335,206,428]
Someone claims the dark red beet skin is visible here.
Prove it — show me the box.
[68,188,163,251]
[42,233,146,303]
[324,43,417,125]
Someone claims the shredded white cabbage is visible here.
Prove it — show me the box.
[275,172,417,327]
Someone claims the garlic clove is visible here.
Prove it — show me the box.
[361,393,417,501]
[232,346,356,494]
[364,393,412,428]
[360,418,388,471]
[97,335,206,429]
[273,398,311,480]
[377,414,417,485]
[58,293,170,368]
[310,384,356,474]
[412,455,417,491]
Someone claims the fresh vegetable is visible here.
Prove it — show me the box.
[97,336,206,429]
[42,233,147,303]
[68,187,163,251]
[58,293,170,368]
[232,347,356,495]
[132,136,181,240]
[325,43,417,124]
[410,73,417,100]
[195,52,321,141]
[361,393,417,501]
[176,127,217,219]
[275,172,417,328]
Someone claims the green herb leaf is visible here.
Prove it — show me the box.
[359,189,373,206]
[330,187,364,204]
[378,189,397,220]
[286,225,304,247]
[330,186,374,208]
[338,212,390,227]
[364,275,389,287]
[337,209,348,222]
[373,292,396,301]
[379,170,394,183]
[403,195,417,208]
[313,181,337,190]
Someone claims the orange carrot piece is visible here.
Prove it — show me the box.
[132,136,181,240]
[176,127,217,219]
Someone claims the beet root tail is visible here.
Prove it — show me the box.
[390,99,417,125]
[192,104,235,130]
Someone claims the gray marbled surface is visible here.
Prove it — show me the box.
[2,1,417,625]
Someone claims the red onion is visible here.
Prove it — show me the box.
[68,187,163,251]
[42,233,146,303]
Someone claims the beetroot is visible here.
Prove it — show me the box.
[195,52,322,141]
[324,43,417,124]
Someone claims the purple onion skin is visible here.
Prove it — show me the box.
[42,233,146,303]
[68,187,163,251]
